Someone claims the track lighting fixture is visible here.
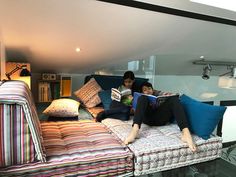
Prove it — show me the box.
[193,58,236,88]
[202,64,212,80]
[193,59,236,79]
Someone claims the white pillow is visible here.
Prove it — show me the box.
[43,98,80,117]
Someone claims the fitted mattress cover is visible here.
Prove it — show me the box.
[1,120,133,177]
[102,118,222,176]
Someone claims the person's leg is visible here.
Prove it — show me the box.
[124,95,151,144]
[96,101,130,122]
[154,97,196,152]
[132,95,151,127]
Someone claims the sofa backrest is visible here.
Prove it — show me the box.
[84,74,148,91]
[0,80,46,167]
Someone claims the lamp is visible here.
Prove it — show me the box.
[5,64,31,80]
[193,58,236,88]
[202,64,212,80]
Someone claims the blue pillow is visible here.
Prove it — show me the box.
[180,94,226,140]
[98,90,112,110]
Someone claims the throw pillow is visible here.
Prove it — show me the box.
[98,90,112,110]
[180,94,227,140]
[43,98,80,117]
[74,78,102,107]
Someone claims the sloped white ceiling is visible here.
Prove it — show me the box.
[0,0,236,75]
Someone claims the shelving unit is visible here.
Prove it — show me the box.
[37,74,72,103]
[38,79,60,103]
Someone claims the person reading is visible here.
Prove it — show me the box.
[124,81,197,152]
[96,71,135,122]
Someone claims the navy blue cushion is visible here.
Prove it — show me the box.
[180,94,226,140]
[98,90,112,110]
[84,75,148,90]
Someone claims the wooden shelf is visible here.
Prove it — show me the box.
[37,75,72,103]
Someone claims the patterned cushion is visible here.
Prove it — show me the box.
[43,98,80,117]
[74,78,102,108]
[0,81,46,167]
[86,106,105,118]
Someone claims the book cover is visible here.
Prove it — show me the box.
[111,88,132,102]
[132,92,179,110]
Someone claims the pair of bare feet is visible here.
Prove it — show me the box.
[124,124,197,152]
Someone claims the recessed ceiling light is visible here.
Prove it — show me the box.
[75,47,81,52]
[190,0,236,12]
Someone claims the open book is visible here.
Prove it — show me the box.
[132,92,179,110]
[111,88,132,102]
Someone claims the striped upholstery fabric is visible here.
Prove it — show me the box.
[0,120,133,176]
[74,78,102,108]
[0,81,46,167]
[0,104,35,167]
[86,106,104,118]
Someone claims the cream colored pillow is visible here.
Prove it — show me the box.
[74,78,102,108]
[43,98,80,117]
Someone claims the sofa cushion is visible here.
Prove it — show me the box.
[180,94,227,140]
[0,81,46,167]
[0,104,36,167]
[98,90,112,110]
[43,98,80,117]
[74,78,102,108]
[84,74,148,91]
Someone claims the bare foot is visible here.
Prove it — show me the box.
[181,128,197,152]
[124,124,139,145]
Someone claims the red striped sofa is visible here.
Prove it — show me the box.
[0,81,133,176]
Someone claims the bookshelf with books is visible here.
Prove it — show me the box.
[38,74,61,103]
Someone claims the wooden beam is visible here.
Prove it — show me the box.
[98,0,236,26]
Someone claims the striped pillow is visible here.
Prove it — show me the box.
[74,78,102,108]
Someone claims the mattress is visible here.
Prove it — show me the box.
[0,120,133,177]
[102,118,222,176]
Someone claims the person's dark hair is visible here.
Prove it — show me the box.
[123,71,135,80]
[140,81,153,92]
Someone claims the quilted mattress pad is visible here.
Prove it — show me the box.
[102,118,222,176]
[1,120,133,177]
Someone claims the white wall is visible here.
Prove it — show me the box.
[222,106,236,143]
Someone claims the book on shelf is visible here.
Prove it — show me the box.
[53,83,60,99]
[38,82,52,102]
[132,92,179,110]
[111,88,132,102]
